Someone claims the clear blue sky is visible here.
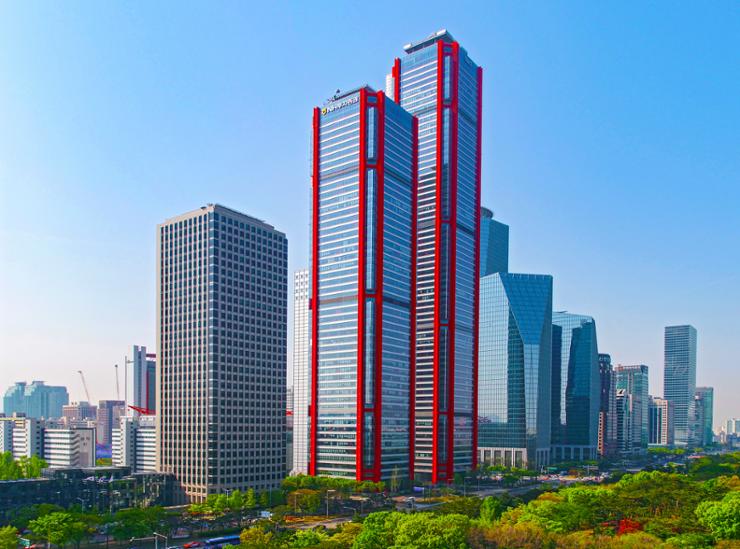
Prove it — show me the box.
[1,2,738,429]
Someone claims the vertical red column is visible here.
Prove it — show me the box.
[309,107,320,476]
[356,89,368,481]
[472,67,483,470]
[392,58,401,103]
[446,42,460,484]
[373,92,385,482]
[431,39,445,484]
[409,115,418,477]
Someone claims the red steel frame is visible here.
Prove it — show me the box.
[409,116,418,476]
[357,90,387,482]
[312,88,420,482]
[393,69,419,476]
[392,41,481,483]
[472,66,483,469]
[309,107,320,476]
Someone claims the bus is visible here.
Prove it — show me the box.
[203,535,240,548]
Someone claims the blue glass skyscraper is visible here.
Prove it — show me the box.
[551,312,600,461]
[615,364,649,453]
[310,86,417,481]
[388,29,482,483]
[478,273,552,469]
[664,325,697,447]
[479,207,509,276]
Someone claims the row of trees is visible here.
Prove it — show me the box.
[231,455,740,548]
[0,452,47,480]
[1,503,170,549]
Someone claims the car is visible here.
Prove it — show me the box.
[183,543,202,548]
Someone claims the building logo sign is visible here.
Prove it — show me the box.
[321,95,358,115]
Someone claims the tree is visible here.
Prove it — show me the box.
[245,489,257,511]
[435,496,481,518]
[696,491,740,540]
[0,452,22,480]
[259,491,270,508]
[0,526,19,549]
[240,525,274,548]
[29,512,80,548]
[393,513,471,549]
[227,490,245,512]
[290,529,328,547]
[479,496,506,524]
[108,507,166,541]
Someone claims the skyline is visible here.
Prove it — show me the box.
[1,2,739,429]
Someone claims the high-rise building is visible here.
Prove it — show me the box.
[388,29,483,483]
[132,345,156,415]
[551,312,600,462]
[291,269,310,475]
[310,85,417,481]
[664,325,697,446]
[3,381,69,419]
[477,273,552,469]
[597,354,618,457]
[726,418,740,435]
[157,204,288,502]
[615,364,649,454]
[62,402,97,421]
[649,396,674,447]
[112,415,156,472]
[479,207,509,276]
[693,387,714,446]
[96,400,126,446]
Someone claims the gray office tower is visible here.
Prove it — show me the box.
[663,325,697,446]
[478,273,553,469]
[551,312,600,461]
[479,207,509,276]
[157,204,288,503]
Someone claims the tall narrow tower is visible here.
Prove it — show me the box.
[310,86,417,481]
[663,325,697,447]
[388,30,483,482]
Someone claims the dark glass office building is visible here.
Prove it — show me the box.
[551,312,600,461]
[597,353,618,457]
[388,29,482,483]
[310,86,417,481]
[478,273,552,469]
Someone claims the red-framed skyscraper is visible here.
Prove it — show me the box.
[388,30,483,483]
[309,86,418,481]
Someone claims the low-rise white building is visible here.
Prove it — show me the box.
[112,415,156,472]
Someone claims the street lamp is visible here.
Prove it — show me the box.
[325,490,336,518]
[153,532,168,549]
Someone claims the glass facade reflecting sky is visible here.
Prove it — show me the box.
[480,207,509,277]
[615,364,649,453]
[391,30,482,483]
[478,273,552,469]
[551,311,600,461]
[663,325,697,447]
[311,87,416,481]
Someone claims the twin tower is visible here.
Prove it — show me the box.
[309,30,483,483]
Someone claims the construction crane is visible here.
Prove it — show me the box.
[114,364,121,401]
[77,370,92,403]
